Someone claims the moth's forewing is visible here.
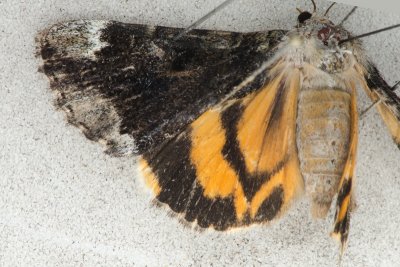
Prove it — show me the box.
[38,20,285,157]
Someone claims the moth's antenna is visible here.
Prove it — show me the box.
[339,24,400,44]
[338,6,357,26]
[174,0,236,40]
[324,2,336,17]
[311,0,317,13]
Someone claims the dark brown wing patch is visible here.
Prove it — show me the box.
[37,20,286,156]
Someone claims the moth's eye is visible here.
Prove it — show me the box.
[298,11,312,24]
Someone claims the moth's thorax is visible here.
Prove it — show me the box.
[274,17,359,219]
[280,17,358,76]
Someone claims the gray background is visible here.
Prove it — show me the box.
[1,0,400,266]
[335,0,400,13]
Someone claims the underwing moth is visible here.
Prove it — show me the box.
[36,0,400,254]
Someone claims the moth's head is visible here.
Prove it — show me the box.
[282,7,358,74]
[296,11,350,48]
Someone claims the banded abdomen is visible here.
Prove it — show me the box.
[296,89,351,218]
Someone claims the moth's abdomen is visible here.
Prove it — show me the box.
[296,89,351,218]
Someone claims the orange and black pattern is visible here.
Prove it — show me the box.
[331,84,358,251]
[140,71,303,229]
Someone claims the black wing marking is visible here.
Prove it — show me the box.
[37,20,285,156]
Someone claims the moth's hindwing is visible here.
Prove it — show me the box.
[37,20,285,156]
[140,70,304,230]
[331,82,358,251]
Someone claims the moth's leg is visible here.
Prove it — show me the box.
[359,80,399,119]
[360,63,400,147]
[331,83,358,253]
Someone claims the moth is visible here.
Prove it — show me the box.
[36,0,400,253]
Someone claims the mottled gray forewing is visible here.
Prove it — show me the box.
[38,20,285,156]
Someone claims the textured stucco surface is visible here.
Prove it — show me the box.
[1,0,400,266]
